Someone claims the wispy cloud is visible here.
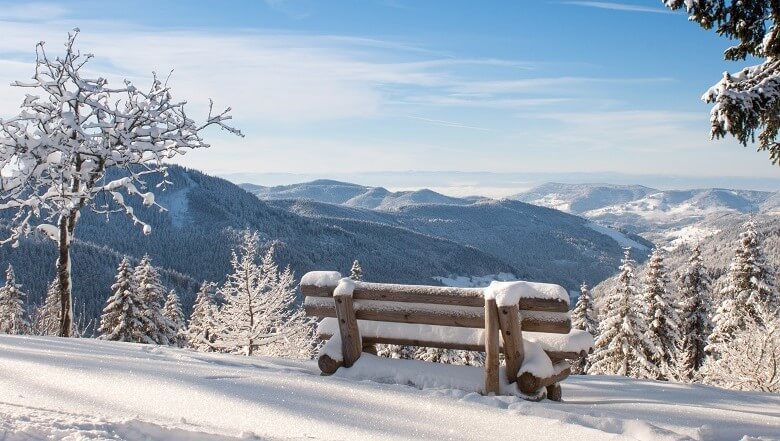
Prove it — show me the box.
[563,1,673,14]
[0,2,67,21]
[404,116,491,131]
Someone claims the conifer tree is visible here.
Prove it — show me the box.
[703,303,780,392]
[641,248,680,380]
[134,255,174,345]
[350,260,363,281]
[216,231,314,357]
[571,282,598,374]
[663,1,780,165]
[708,221,777,358]
[163,290,186,347]
[0,264,29,335]
[187,281,219,352]
[676,245,711,381]
[32,278,61,336]
[98,257,153,343]
[590,249,657,378]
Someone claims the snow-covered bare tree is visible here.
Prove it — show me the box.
[98,256,153,343]
[571,282,598,374]
[31,278,61,336]
[134,255,175,345]
[702,303,780,392]
[590,249,657,378]
[0,264,29,335]
[708,221,777,358]
[187,281,219,352]
[641,248,680,380]
[216,231,314,357]
[349,259,363,281]
[162,290,186,347]
[664,1,780,164]
[0,29,242,337]
[676,245,712,382]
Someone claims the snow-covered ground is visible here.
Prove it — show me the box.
[1,336,778,441]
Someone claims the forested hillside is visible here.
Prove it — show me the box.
[0,166,513,328]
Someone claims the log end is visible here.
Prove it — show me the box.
[318,353,343,375]
[518,372,542,395]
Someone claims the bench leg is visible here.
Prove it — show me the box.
[546,383,562,402]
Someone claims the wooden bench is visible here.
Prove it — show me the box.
[301,271,593,401]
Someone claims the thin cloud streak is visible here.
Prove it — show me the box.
[563,1,674,14]
[404,116,492,131]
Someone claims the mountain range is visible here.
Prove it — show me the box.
[511,183,780,244]
[242,179,653,288]
[1,169,650,329]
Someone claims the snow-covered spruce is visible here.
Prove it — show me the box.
[186,281,219,352]
[162,290,186,348]
[350,259,363,281]
[0,29,241,337]
[31,278,61,336]
[134,255,176,346]
[707,221,777,359]
[98,256,154,344]
[0,264,29,335]
[664,0,780,165]
[702,303,780,393]
[570,282,597,374]
[675,245,711,382]
[640,248,680,380]
[215,230,315,358]
[590,248,657,378]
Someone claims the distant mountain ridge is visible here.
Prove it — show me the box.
[512,182,779,235]
[242,180,478,211]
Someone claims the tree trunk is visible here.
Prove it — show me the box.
[57,212,75,337]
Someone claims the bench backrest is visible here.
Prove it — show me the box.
[302,275,572,337]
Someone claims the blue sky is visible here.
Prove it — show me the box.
[0,1,777,191]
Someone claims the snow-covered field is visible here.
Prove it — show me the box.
[1,336,778,441]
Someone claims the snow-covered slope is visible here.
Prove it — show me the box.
[242,179,368,205]
[513,183,657,213]
[1,336,778,440]
[513,183,779,237]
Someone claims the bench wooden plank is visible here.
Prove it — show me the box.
[315,332,583,363]
[305,297,571,333]
[301,281,569,312]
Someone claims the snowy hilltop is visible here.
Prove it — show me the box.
[512,183,780,243]
[1,335,778,440]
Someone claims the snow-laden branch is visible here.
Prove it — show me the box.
[663,0,780,164]
[0,28,243,245]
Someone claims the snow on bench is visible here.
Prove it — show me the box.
[301,274,592,401]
